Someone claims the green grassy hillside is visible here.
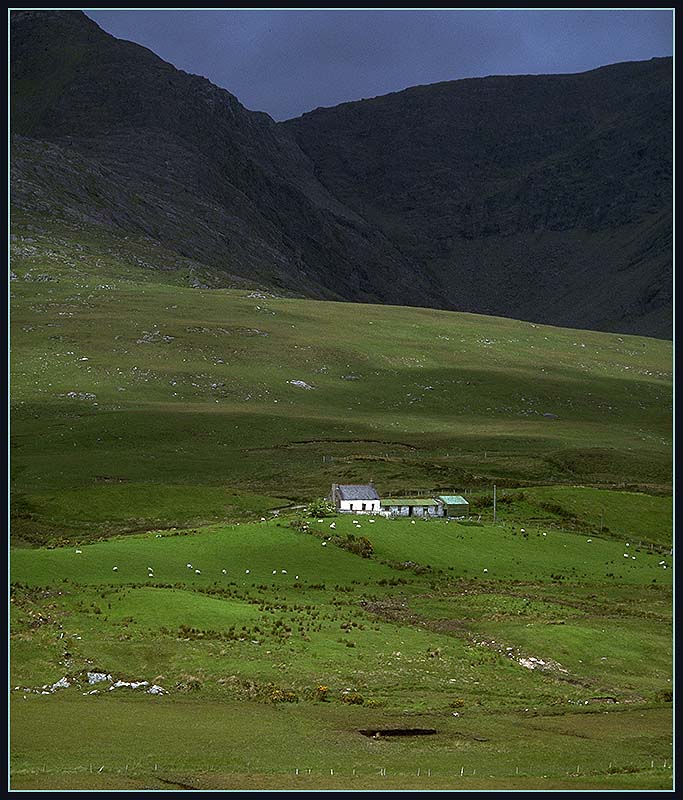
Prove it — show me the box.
[10,216,672,545]
[10,515,672,789]
[10,215,672,789]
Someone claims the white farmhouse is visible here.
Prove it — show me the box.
[331,483,381,514]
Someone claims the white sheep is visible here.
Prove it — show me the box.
[322,541,327,546]
[186,564,192,569]
[281,570,287,574]
[75,550,82,554]
[112,566,118,571]
[272,570,277,574]
[195,569,201,574]
[245,569,250,574]
[222,569,227,574]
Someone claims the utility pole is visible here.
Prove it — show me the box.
[493,484,497,523]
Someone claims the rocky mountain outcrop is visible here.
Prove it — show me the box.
[10,10,436,306]
[285,59,672,337]
[10,11,672,336]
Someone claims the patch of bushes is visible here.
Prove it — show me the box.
[329,532,374,558]
[306,498,336,517]
[341,691,365,705]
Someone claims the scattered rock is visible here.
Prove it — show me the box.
[87,672,112,685]
[288,380,314,390]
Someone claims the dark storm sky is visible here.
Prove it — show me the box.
[84,9,673,121]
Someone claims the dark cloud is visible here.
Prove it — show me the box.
[84,9,673,120]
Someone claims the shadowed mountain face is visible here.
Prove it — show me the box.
[284,60,672,338]
[11,11,672,337]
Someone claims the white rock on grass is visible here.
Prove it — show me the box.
[147,685,167,695]
[87,672,112,685]
[50,677,70,691]
[109,680,149,691]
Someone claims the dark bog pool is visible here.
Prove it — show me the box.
[359,728,437,738]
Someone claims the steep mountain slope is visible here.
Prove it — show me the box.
[10,10,435,306]
[284,59,672,337]
[10,11,672,336]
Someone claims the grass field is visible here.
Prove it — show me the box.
[10,214,673,789]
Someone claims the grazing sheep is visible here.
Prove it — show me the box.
[272,570,277,575]
[281,570,287,574]
[245,569,250,574]
[587,539,592,543]
[75,550,82,554]
[322,542,327,546]
[112,566,118,571]
[195,569,201,574]
[186,564,192,569]
[222,569,227,574]
[329,523,336,529]
[483,568,488,573]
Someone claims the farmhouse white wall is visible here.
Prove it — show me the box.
[339,499,380,513]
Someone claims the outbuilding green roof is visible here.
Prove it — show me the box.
[381,497,439,506]
[438,495,469,505]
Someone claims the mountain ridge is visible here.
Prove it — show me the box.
[10,10,672,337]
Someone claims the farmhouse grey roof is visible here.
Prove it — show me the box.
[337,484,380,501]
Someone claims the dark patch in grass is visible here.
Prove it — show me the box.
[359,728,437,738]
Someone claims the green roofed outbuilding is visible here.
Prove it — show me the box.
[438,495,470,517]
